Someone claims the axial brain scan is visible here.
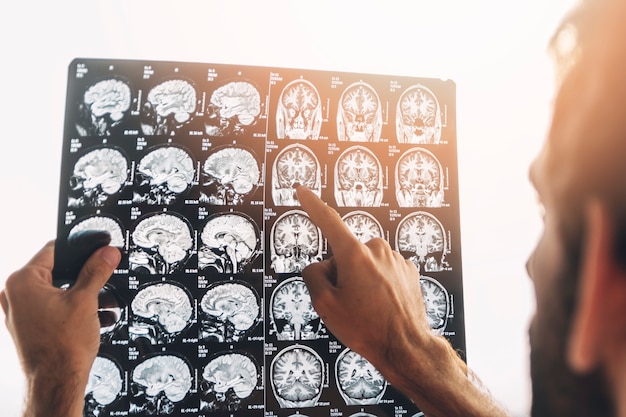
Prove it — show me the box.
[199,281,261,342]
[395,211,448,272]
[200,352,259,411]
[205,81,262,136]
[69,215,126,248]
[341,211,384,243]
[76,79,131,136]
[337,81,382,142]
[396,147,445,208]
[334,145,383,207]
[336,348,387,406]
[272,143,321,206]
[198,212,260,273]
[270,210,322,273]
[270,276,323,341]
[141,79,197,135]
[420,276,450,335]
[276,79,322,140]
[270,345,324,409]
[85,356,123,409]
[396,84,442,144]
[201,146,260,205]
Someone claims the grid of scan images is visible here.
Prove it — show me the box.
[54,58,465,417]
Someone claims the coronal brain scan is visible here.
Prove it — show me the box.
[141,79,197,135]
[270,276,323,341]
[396,84,442,144]
[341,211,384,243]
[201,146,260,205]
[200,352,260,411]
[334,146,383,207]
[129,212,194,274]
[205,81,262,136]
[276,79,322,140]
[198,212,260,273]
[337,81,382,142]
[68,146,129,208]
[336,349,387,406]
[68,215,126,248]
[199,281,261,342]
[420,276,450,335]
[395,212,448,272]
[395,148,445,208]
[270,345,324,409]
[272,143,321,206]
[84,356,123,416]
[76,78,131,136]
[270,210,322,273]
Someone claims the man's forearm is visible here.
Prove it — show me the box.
[23,371,86,417]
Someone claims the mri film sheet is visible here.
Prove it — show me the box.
[55,58,464,417]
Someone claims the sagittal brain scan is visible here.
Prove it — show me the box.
[335,145,383,207]
[141,79,197,135]
[272,143,321,206]
[76,78,131,136]
[270,210,322,273]
[129,212,194,274]
[200,146,260,205]
[337,81,382,142]
[198,212,260,273]
[395,211,448,272]
[336,348,387,406]
[84,356,123,417]
[270,344,324,409]
[68,146,129,208]
[199,281,261,342]
[276,79,322,140]
[396,84,442,144]
[341,211,384,243]
[130,354,193,415]
[269,276,323,341]
[98,284,124,337]
[420,276,450,335]
[68,215,126,248]
[205,81,262,136]
[395,148,445,208]
[200,352,260,411]
[129,281,193,344]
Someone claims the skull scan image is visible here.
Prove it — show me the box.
[270,210,322,274]
[336,348,387,406]
[76,79,131,136]
[205,81,262,136]
[334,146,383,207]
[200,352,260,412]
[337,81,382,142]
[130,354,193,415]
[272,144,321,206]
[141,79,197,135]
[199,281,261,342]
[396,148,445,208]
[395,211,449,273]
[98,284,125,338]
[276,79,322,140]
[396,84,442,144]
[198,212,260,274]
[341,211,384,244]
[269,276,323,341]
[84,356,123,417]
[270,345,324,409]
[420,276,450,335]
[68,215,126,248]
[129,212,194,274]
[68,146,129,208]
[129,282,193,345]
[200,146,261,205]
[133,146,195,205]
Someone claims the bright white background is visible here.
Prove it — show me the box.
[0,1,577,415]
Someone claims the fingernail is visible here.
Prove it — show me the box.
[99,246,121,267]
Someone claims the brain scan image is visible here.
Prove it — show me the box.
[276,79,322,140]
[98,284,124,337]
[76,78,131,136]
[198,212,260,274]
[84,356,123,417]
[129,212,194,274]
[68,146,129,208]
[270,344,324,409]
[199,281,261,342]
[130,354,193,415]
[270,210,322,273]
[335,348,387,406]
[334,145,383,207]
[69,215,126,248]
[420,276,450,335]
[272,144,321,206]
[132,145,196,205]
[200,352,260,411]
[341,211,384,243]
[396,84,442,144]
[269,276,323,341]
[129,281,194,344]
[395,148,445,208]
[200,146,261,205]
[395,211,449,272]
[141,79,197,135]
[337,81,382,142]
[205,81,262,136]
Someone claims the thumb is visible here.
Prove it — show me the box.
[71,246,121,295]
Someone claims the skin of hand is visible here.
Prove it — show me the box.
[0,240,121,417]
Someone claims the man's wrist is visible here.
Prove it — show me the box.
[23,369,87,417]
